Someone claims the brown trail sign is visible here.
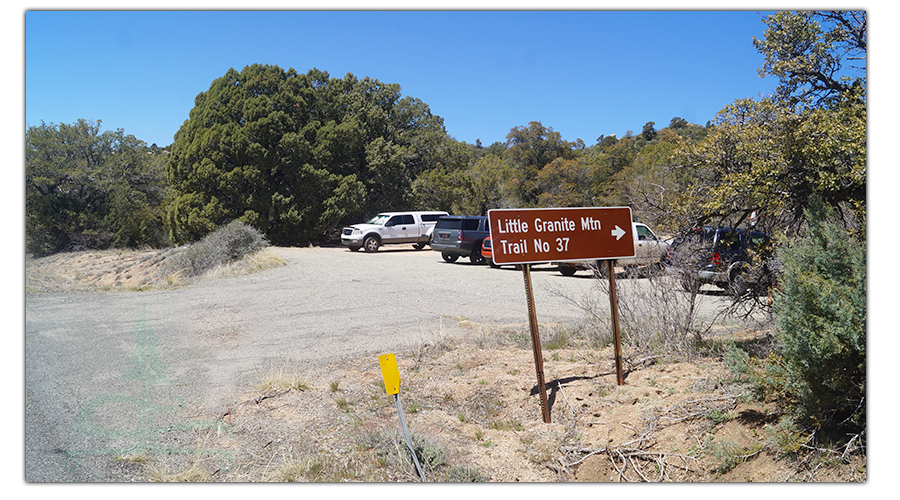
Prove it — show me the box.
[487,207,635,265]
[487,207,634,422]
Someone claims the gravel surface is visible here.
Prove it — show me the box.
[25,245,738,482]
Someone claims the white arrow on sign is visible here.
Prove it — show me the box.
[611,225,626,241]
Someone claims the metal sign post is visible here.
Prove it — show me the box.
[378,353,426,482]
[522,264,551,423]
[487,207,636,417]
[606,260,625,385]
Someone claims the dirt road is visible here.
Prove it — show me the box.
[25,246,737,481]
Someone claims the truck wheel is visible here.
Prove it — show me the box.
[559,266,577,277]
[442,253,459,263]
[348,246,361,252]
[413,243,427,250]
[363,235,380,252]
[469,243,485,264]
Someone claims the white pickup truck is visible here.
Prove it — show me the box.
[341,211,449,252]
[556,222,670,276]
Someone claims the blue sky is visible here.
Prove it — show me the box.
[25,9,784,148]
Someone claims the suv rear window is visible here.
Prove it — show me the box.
[713,230,742,252]
[421,214,442,222]
[436,218,463,230]
[462,219,482,231]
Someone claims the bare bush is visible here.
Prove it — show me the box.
[548,265,707,361]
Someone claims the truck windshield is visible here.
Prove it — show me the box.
[367,215,391,225]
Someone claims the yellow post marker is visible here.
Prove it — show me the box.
[378,353,401,395]
[378,353,426,481]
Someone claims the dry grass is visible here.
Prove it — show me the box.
[125,320,865,483]
[254,361,311,392]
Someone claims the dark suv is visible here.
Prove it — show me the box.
[670,226,776,295]
[430,215,490,264]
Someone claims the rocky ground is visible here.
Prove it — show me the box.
[25,249,867,483]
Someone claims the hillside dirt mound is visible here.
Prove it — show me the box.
[26,247,182,292]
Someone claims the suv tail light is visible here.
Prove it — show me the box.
[710,252,721,266]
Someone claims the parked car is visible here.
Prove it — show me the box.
[483,235,496,267]
[555,222,670,277]
[669,226,777,294]
[430,215,490,264]
[341,211,448,252]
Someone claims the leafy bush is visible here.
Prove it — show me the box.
[165,220,269,277]
[772,201,866,437]
[25,120,170,256]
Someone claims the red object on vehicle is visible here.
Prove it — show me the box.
[483,236,493,261]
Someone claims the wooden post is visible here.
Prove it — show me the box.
[522,264,551,423]
[607,260,625,385]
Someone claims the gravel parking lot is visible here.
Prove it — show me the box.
[25,245,737,481]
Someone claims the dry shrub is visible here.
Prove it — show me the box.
[548,266,706,360]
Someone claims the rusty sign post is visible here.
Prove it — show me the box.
[522,263,551,423]
[488,207,635,421]
[607,260,625,385]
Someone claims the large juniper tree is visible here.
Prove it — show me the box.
[166,64,461,245]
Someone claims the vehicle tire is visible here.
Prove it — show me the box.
[348,246,361,252]
[488,259,499,268]
[442,253,460,263]
[470,243,485,265]
[363,235,380,252]
[558,265,577,277]
[728,268,748,297]
[413,243,427,250]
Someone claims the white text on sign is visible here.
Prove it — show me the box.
[497,216,603,257]
[497,216,603,235]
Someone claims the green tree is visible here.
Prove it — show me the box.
[641,121,657,142]
[670,12,866,233]
[605,141,681,229]
[503,122,577,206]
[773,199,865,437]
[536,157,596,208]
[25,119,169,256]
[753,10,866,109]
[465,154,516,213]
[166,65,454,245]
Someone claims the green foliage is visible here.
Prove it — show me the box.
[358,429,447,478]
[166,220,269,277]
[672,94,865,233]
[166,65,457,245]
[503,121,578,206]
[669,11,866,234]
[724,343,792,404]
[536,157,597,207]
[707,438,761,475]
[753,11,866,108]
[25,119,170,256]
[773,200,865,435]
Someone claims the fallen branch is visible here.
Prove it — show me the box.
[253,389,291,404]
